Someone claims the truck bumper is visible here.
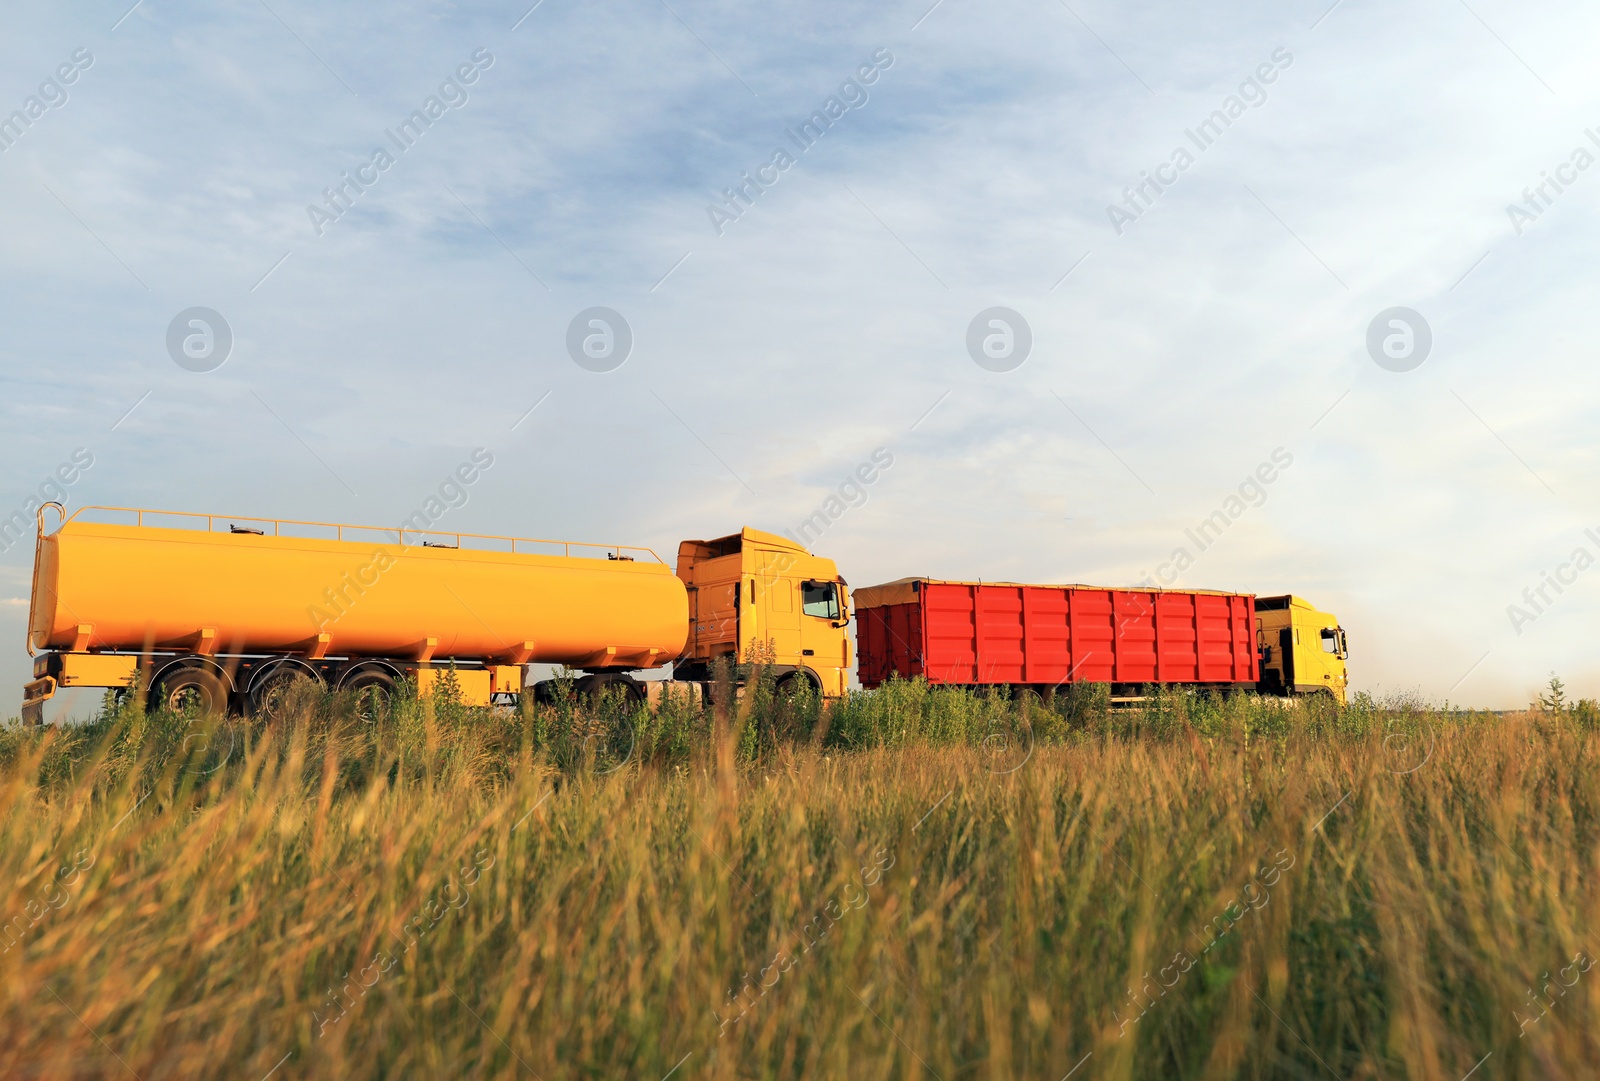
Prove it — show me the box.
[21,653,141,724]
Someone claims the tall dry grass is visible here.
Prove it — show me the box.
[1,680,1598,1079]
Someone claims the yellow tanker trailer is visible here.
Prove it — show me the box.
[20,506,857,724]
[21,505,690,722]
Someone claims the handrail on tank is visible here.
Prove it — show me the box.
[35,501,67,536]
[26,503,68,658]
[55,504,666,564]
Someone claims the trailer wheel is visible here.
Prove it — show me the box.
[151,665,229,717]
[343,668,396,722]
[248,663,323,724]
[575,674,644,706]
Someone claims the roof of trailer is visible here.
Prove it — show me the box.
[852,577,1255,610]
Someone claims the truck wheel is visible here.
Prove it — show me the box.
[774,671,820,701]
[766,672,819,744]
[249,664,323,724]
[343,669,396,722]
[151,666,229,717]
[575,674,643,706]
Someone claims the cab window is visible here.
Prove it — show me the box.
[1320,627,1347,658]
[801,580,839,620]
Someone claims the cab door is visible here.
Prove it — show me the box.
[1309,621,1349,703]
[755,553,803,664]
[1289,614,1348,703]
[798,579,850,691]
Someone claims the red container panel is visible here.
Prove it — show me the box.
[856,581,1256,689]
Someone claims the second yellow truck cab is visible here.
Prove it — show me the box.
[1255,594,1349,704]
[673,527,852,697]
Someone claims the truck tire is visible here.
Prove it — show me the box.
[150,665,229,717]
[774,670,820,700]
[611,676,646,707]
[765,670,820,744]
[342,667,396,722]
[248,662,323,724]
[575,674,644,706]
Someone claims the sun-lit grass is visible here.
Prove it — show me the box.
[2,677,1599,1079]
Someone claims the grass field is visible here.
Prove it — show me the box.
[3,675,1599,1080]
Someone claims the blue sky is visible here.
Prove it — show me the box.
[3,0,1598,716]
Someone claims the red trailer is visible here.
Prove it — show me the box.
[853,578,1258,692]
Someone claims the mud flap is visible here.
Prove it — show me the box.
[21,675,56,726]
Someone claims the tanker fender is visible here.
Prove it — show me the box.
[336,659,405,690]
[246,657,322,696]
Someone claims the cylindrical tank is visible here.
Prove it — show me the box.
[29,516,688,668]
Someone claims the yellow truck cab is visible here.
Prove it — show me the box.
[673,528,852,697]
[1255,595,1348,704]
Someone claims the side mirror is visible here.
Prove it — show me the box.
[1318,627,1349,659]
